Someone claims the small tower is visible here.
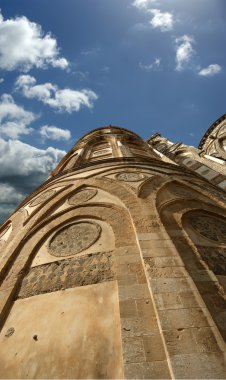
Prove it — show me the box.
[0,125,226,379]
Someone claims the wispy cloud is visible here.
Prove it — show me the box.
[0,78,4,84]
[81,47,101,56]
[198,64,222,77]
[139,57,161,70]
[132,0,158,10]
[175,35,195,71]
[73,71,89,81]
[0,94,37,139]
[40,125,71,141]
[15,75,98,113]
[0,10,69,72]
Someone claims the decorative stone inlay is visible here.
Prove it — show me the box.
[30,190,55,207]
[18,251,114,299]
[189,214,226,244]
[48,221,101,257]
[68,189,97,205]
[116,172,146,182]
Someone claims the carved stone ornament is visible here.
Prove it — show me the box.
[116,172,146,182]
[189,214,226,244]
[48,221,101,257]
[68,189,97,205]
[30,190,56,207]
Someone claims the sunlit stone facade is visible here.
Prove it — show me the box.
[0,123,226,379]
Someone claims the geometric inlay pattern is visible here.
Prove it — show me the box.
[30,190,56,207]
[68,189,97,205]
[17,251,114,299]
[116,172,146,182]
[48,221,102,257]
[189,214,226,244]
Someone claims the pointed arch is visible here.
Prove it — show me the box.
[138,175,168,199]
[0,202,137,328]
[156,181,226,341]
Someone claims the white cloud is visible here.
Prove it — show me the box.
[51,58,69,70]
[198,64,222,77]
[0,138,66,223]
[16,75,98,113]
[132,1,174,32]
[149,9,174,31]
[132,0,158,10]
[0,94,37,139]
[0,138,65,177]
[139,57,161,70]
[0,10,69,71]
[40,125,71,141]
[0,78,4,84]
[175,35,195,71]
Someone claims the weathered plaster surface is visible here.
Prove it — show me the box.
[0,281,123,379]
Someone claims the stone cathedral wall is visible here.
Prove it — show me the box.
[0,127,226,379]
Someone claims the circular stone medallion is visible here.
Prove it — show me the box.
[189,214,226,244]
[116,172,145,182]
[48,221,101,257]
[68,189,97,205]
[30,190,55,207]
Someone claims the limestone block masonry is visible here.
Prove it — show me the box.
[0,124,226,379]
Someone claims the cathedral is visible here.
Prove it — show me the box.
[0,114,226,379]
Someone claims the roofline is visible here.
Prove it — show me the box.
[198,114,226,150]
[74,125,143,147]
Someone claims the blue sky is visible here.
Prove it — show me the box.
[0,0,225,222]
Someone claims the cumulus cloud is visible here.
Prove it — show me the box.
[40,125,71,141]
[0,138,65,177]
[15,75,98,113]
[0,138,65,223]
[175,35,195,71]
[149,9,174,32]
[0,94,37,139]
[0,78,4,84]
[139,57,161,70]
[0,10,69,71]
[132,1,174,32]
[198,64,222,77]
